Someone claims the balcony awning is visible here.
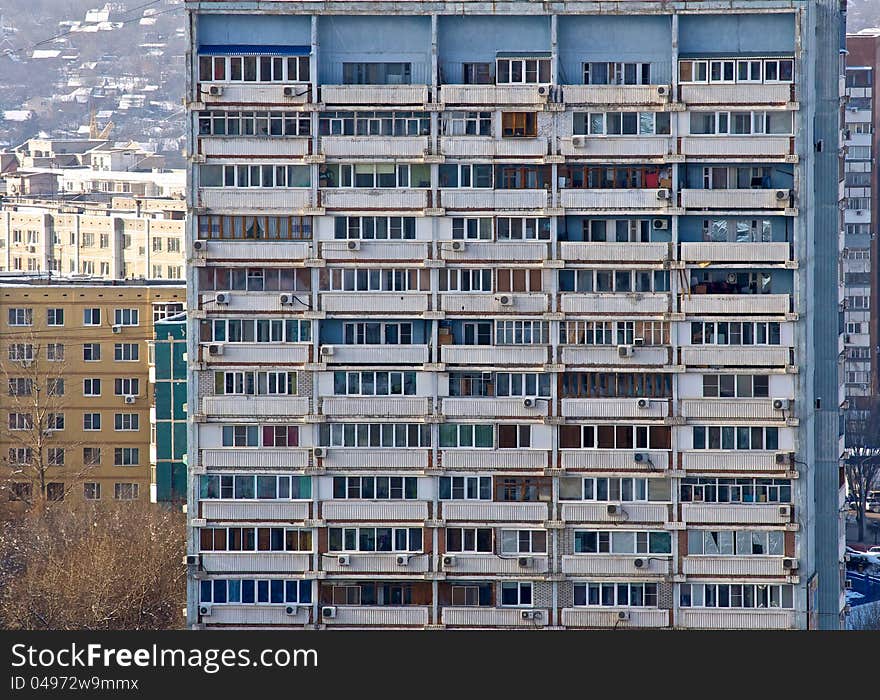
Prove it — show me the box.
[678,52,794,59]
[198,45,311,56]
[495,51,551,59]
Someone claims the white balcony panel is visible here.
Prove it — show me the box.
[560,189,670,210]
[441,84,547,106]
[321,241,429,261]
[441,345,548,365]
[201,605,310,626]
[442,397,549,418]
[321,501,429,521]
[200,449,309,469]
[321,553,429,574]
[322,397,430,417]
[201,396,309,418]
[681,451,787,473]
[320,136,429,158]
[561,398,667,419]
[199,188,313,213]
[560,503,668,523]
[441,241,548,262]
[681,347,791,367]
[321,293,429,313]
[201,501,310,521]
[562,608,669,628]
[200,291,311,313]
[681,294,789,315]
[560,136,671,158]
[324,606,429,627]
[442,502,548,522]
[204,241,312,261]
[561,346,670,366]
[201,137,310,158]
[322,449,429,470]
[682,556,788,577]
[201,553,311,573]
[680,242,790,263]
[440,293,549,314]
[561,293,669,315]
[320,85,428,105]
[561,450,670,471]
[442,554,549,575]
[680,84,792,106]
[561,555,671,576]
[206,344,309,365]
[440,136,548,158]
[323,344,429,365]
[441,450,548,470]
[322,189,428,210]
[200,83,311,105]
[559,242,668,263]
[680,136,791,158]
[441,189,549,211]
[681,189,790,210]
[680,399,782,420]
[678,609,795,630]
[442,607,549,627]
[681,503,791,525]
[563,84,670,106]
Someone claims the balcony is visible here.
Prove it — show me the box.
[680,189,791,210]
[321,397,431,417]
[200,136,310,158]
[562,608,669,629]
[563,84,671,107]
[680,242,791,264]
[680,294,790,315]
[680,84,793,106]
[322,606,429,627]
[321,501,429,521]
[200,605,310,626]
[560,503,669,524]
[560,189,671,211]
[201,396,310,418]
[679,137,792,159]
[321,292,429,314]
[678,609,795,630]
[681,451,790,473]
[201,501,310,521]
[681,503,792,525]
[440,293,549,314]
[439,136,548,159]
[561,555,671,576]
[320,84,429,105]
[560,449,670,471]
[441,502,548,523]
[440,240,548,262]
[320,344,429,365]
[320,552,429,574]
[320,240,429,261]
[322,448,429,470]
[198,188,313,213]
[441,607,549,627]
[441,397,549,419]
[559,241,668,263]
[560,136,672,159]
[203,343,310,365]
[200,553,311,574]
[680,399,785,421]
[440,84,547,106]
[440,189,549,211]
[200,240,312,262]
[200,448,309,470]
[440,345,548,366]
[560,293,669,315]
[440,554,548,575]
[680,347,791,368]
[321,189,429,210]
[561,398,668,419]
[561,346,670,366]
[441,450,548,470]
[199,82,311,105]
[682,556,789,577]
[200,291,312,313]
[320,136,429,159]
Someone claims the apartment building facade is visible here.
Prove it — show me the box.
[0,279,185,507]
[185,1,845,629]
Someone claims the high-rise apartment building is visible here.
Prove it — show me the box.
[185,1,844,629]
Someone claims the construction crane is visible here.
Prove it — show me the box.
[89,109,114,140]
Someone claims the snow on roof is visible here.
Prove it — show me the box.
[3,110,32,122]
[32,49,61,59]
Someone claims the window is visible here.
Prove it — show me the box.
[84,483,101,500]
[322,163,429,189]
[199,579,312,606]
[497,424,532,449]
[261,426,300,448]
[222,425,259,447]
[333,216,416,240]
[46,308,64,326]
[46,344,64,361]
[47,378,64,397]
[496,57,550,85]
[47,448,64,466]
[443,111,492,136]
[114,448,139,466]
[333,371,416,396]
[8,344,34,361]
[495,268,543,293]
[83,308,101,326]
[560,424,671,450]
[8,308,32,326]
[575,111,670,136]
[46,483,65,501]
[558,477,668,502]
[318,111,427,137]
[201,164,310,189]
[319,423,431,448]
[202,318,312,344]
[114,343,139,361]
[692,426,779,451]
[558,268,669,293]
[679,58,794,84]
[200,267,311,293]
[322,267,429,293]
[83,448,101,466]
[702,375,770,398]
[463,62,493,84]
[451,584,493,607]
[499,478,549,502]
[113,309,139,326]
[495,320,550,345]
[501,530,547,554]
[446,527,493,552]
[152,238,163,252]
[438,163,493,188]
[342,322,411,345]
[114,483,139,500]
[501,112,538,137]
[342,62,411,85]
[680,583,793,609]
[451,217,492,240]
[199,474,311,500]
[680,478,792,504]
[200,110,311,137]
[46,413,64,431]
[439,423,494,448]
[114,414,139,431]
[200,527,313,553]
[690,322,781,346]
[574,582,659,607]
[441,268,493,293]
[8,378,33,396]
[501,582,533,607]
[561,372,673,398]
[83,413,101,431]
[198,215,312,241]
[439,476,492,500]
[199,53,310,83]
[214,371,296,396]
[574,530,672,554]
[332,476,418,500]
[560,320,668,346]
[8,413,33,430]
[83,344,101,361]
[114,378,139,396]
[687,529,784,556]
[583,62,651,85]
[701,218,772,243]
[690,111,792,136]
[328,527,423,552]
[8,448,32,465]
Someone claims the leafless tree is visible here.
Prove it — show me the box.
[844,399,880,543]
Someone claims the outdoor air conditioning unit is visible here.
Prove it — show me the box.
[537,85,549,96]
[285,605,299,616]
[215,293,229,305]
[617,611,631,621]
[496,295,513,307]
[112,325,122,334]
[193,240,204,251]
[633,337,645,347]
[843,334,851,343]
[634,558,646,569]
[312,447,326,458]
[442,555,456,568]
[279,294,294,305]
[657,85,669,97]
[320,345,335,357]
[517,556,534,568]
[207,85,223,97]
[778,505,792,519]
[618,345,634,358]
[607,503,622,516]
[337,554,351,566]
[656,189,670,200]
[637,398,650,409]
[283,86,299,97]
[521,610,542,620]
[347,240,360,251]
[185,554,201,567]
[124,395,137,404]
[523,397,537,408]
[396,554,411,566]
[775,189,788,200]
[571,135,588,148]
[773,398,790,410]
[783,558,799,571]
[775,452,790,465]
[208,344,223,356]
[322,606,337,619]
[450,240,465,252]
[634,453,650,465]
[652,219,668,230]
[845,579,853,589]
[199,605,212,616]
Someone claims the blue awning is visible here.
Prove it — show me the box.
[199,45,310,56]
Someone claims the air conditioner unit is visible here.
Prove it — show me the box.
[521,609,542,620]
[778,505,792,518]
[312,447,326,458]
[618,344,634,358]
[185,554,201,567]
[845,579,853,589]
[442,555,456,568]
[208,343,223,356]
[726,272,738,284]
[775,189,788,200]
[320,345,335,357]
[496,295,513,306]
[396,554,411,566]
[773,398,790,410]
[537,85,549,96]
[111,325,122,334]
[571,135,588,148]
[607,503,622,516]
[517,556,533,568]
[523,397,536,408]
[617,611,631,621]
[634,453,649,464]
[283,86,298,97]
[783,558,799,570]
[652,219,668,230]
[124,395,137,404]
[285,605,299,615]
[199,605,212,616]
[775,452,790,465]
[193,240,204,251]
[657,85,669,97]
[279,293,294,305]
[337,554,351,566]
[637,398,650,409]
[450,240,465,252]
[633,337,645,347]
[633,558,646,569]
[656,189,670,200]
[215,293,229,305]
[843,334,851,343]
[322,606,337,619]
[207,85,223,97]
[347,240,360,251]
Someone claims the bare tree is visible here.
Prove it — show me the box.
[844,398,880,543]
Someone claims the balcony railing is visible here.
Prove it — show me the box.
[322,606,430,627]
[680,242,790,264]
[680,398,786,420]
[678,609,796,630]
[199,82,311,105]
[321,189,429,210]
[441,607,549,627]
[440,293,549,314]
[321,292,429,314]
[561,555,671,576]
[440,189,550,211]
[440,554,549,575]
[322,448,429,470]
[320,136,429,159]
[681,451,790,473]
[201,241,312,262]
[440,345,548,365]
[682,556,789,577]
[560,346,670,366]
[681,503,792,525]
[680,294,790,315]
[560,136,672,158]
[320,553,429,574]
[201,501,310,521]
[441,502,548,522]
[200,448,309,469]
[560,449,671,471]
[561,397,668,419]
[562,84,671,106]
[559,241,668,263]
[201,552,311,574]
[560,188,671,211]
[200,136,310,158]
[680,347,791,368]
[203,343,309,365]
[440,84,548,106]
[320,344,429,365]
[562,608,669,628]
[320,240,429,261]
[441,397,549,418]
[321,397,431,417]
[321,501,429,521]
[200,605,310,626]
[201,395,310,418]
[560,502,669,524]
[439,136,549,159]
[440,241,548,262]
[680,136,792,158]
[200,291,312,313]
[680,83,792,106]
[320,84,429,105]
[561,292,669,315]
[441,450,549,470]
[199,188,313,213]
[680,189,791,210]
